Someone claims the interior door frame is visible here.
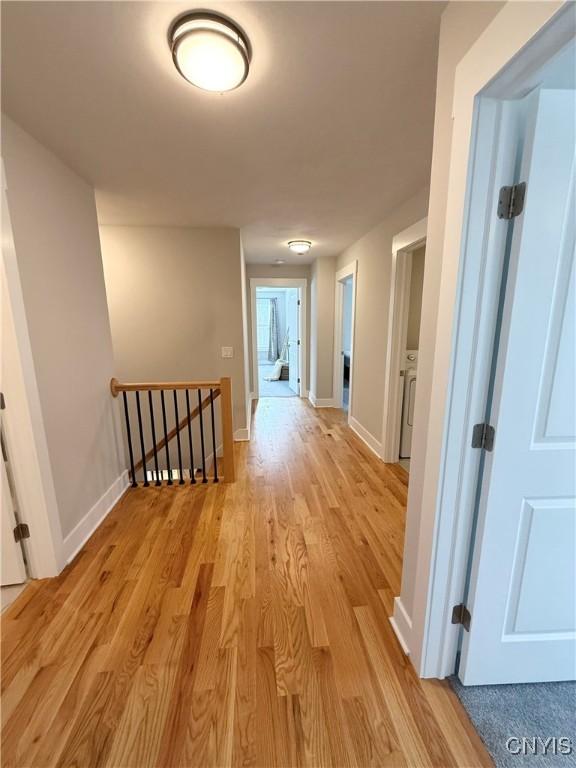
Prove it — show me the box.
[249,278,307,399]
[2,161,63,578]
[381,220,426,463]
[408,5,575,679]
[332,260,357,420]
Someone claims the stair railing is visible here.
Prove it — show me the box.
[110,377,235,486]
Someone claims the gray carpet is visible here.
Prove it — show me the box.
[450,676,576,767]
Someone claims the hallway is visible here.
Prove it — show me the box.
[1,398,490,767]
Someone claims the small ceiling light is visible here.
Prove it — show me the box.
[275,259,286,264]
[170,12,250,92]
[288,240,312,255]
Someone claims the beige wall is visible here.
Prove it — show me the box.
[310,257,336,402]
[240,243,251,431]
[100,226,247,434]
[2,115,124,541]
[337,187,429,438]
[406,245,425,350]
[244,263,311,394]
[399,1,505,627]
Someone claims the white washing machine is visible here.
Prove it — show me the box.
[400,350,418,459]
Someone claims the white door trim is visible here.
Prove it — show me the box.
[249,278,307,399]
[406,3,573,679]
[1,161,63,577]
[332,260,357,420]
[381,218,427,463]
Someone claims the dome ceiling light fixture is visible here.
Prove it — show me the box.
[170,12,251,93]
[288,240,312,255]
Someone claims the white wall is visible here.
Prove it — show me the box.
[100,226,248,436]
[336,187,429,440]
[2,115,125,546]
[239,242,251,436]
[342,278,353,354]
[406,246,425,350]
[310,257,336,403]
[395,0,507,656]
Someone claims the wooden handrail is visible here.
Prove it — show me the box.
[111,378,220,396]
[111,376,235,484]
[132,389,220,477]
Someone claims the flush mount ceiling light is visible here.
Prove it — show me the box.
[288,240,312,255]
[170,12,250,92]
[275,259,286,264]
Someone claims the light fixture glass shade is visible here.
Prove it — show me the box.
[171,13,250,92]
[288,240,312,255]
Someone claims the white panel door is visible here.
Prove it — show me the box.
[287,290,300,395]
[2,456,27,586]
[460,90,576,685]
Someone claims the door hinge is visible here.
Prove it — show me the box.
[297,377,301,383]
[297,300,301,306]
[13,523,30,543]
[0,392,5,410]
[451,603,471,632]
[497,182,526,220]
[472,422,495,451]
[297,339,301,346]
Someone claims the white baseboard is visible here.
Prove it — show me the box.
[234,427,250,441]
[61,470,129,565]
[349,417,383,459]
[390,596,412,655]
[308,392,337,408]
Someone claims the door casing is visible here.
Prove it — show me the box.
[398,3,575,679]
[332,261,357,419]
[249,278,307,399]
[381,221,427,463]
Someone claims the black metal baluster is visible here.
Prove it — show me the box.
[160,390,173,485]
[198,389,207,483]
[185,389,196,484]
[148,390,161,486]
[209,388,219,483]
[122,391,137,488]
[173,390,184,485]
[135,391,149,487]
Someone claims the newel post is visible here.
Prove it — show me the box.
[220,377,235,483]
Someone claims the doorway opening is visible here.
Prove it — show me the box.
[399,244,425,473]
[341,277,353,411]
[250,278,307,400]
[381,218,427,471]
[255,287,298,397]
[333,261,357,417]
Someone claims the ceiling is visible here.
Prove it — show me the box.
[1,1,444,264]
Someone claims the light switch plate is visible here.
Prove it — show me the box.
[221,346,233,359]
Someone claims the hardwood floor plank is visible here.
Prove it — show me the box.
[157,562,214,767]
[232,597,257,768]
[421,679,494,768]
[104,663,179,768]
[194,586,225,692]
[354,604,456,768]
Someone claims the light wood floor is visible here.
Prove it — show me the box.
[1,397,492,767]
